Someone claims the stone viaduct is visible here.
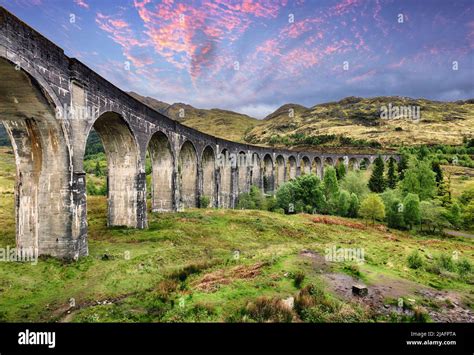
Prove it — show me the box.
[0,7,398,259]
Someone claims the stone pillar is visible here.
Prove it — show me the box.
[136,171,147,229]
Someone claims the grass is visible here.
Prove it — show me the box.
[0,147,473,322]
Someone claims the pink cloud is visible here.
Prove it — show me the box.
[347,69,376,84]
[74,0,89,9]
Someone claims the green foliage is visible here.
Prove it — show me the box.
[340,170,369,199]
[386,157,398,189]
[368,156,386,193]
[199,196,211,208]
[275,182,296,213]
[462,201,474,229]
[397,153,409,180]
[419,200,450,233]
[335,161,346,180]
[436,253,455,272]
[447,202,462,229]
[403,193,420,230]
[456,258,472,279]
[86,178,107,196]
[431,161,443,185]
[348,193,360,218]
[275,174,326,214]
[84,129,105,158]
[337,190,351,217]
[387,198,405,230]
[401,160,437,200]
[359,193,385,224]
[323,167,339,214]
[407,250,423,269]
[293,271,306,289]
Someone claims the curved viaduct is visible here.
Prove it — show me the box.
[0,7,398,259]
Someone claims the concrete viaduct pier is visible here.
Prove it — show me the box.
[0,7,398,259]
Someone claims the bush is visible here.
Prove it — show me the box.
[407,250,423,269]
[293,271,305,289]
[245,297,295,322]
[199,196,210,208]
[456,258,472,278]
[436,253,455,272]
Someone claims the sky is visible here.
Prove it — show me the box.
[1,0,473,118]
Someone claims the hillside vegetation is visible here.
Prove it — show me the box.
[128,92,260,143]
[245,97,474,149]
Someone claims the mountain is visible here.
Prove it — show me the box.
[244,96,474,149]
[128,92,260,142]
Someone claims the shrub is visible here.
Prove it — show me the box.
[199,196,210,208]
[436,253,455,272]
[407,250,423,269]
[293,271,305,289]
[245,297,295,322]
[456,258,472,278]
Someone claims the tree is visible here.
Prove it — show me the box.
[386,157,398,189]
[403,193,420,230]
[447,202,462,229]
[398,153,409,180]
[400,160,437,200]
[368,156,386,193]
[431,161,443,186]
[462,201,474,229]
[348,193,360,218]
[337,190,351,217]
[359,193,385,224]
[275,182,296,213]
[419,200,450,233]
[386,198,405,230]
[335,161,346,180]
[293,174,325,212]
[340,171,369,199]
[323,167,339,214]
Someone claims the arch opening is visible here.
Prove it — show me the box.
[301,156,311,175]
[275,155,285,189]
[287,156,297,180]
[86,112,140,227]
[263,154,273,194]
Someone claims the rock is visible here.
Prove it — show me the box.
[101,254,109,261]
[384,304,390,309]
[352,284,368,296]
[282,296,294,309]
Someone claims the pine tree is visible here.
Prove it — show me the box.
[431,161,443,186]
[323,166,339,214]
[398,154,409,180]
[386,157,398,189]
[368,156,386,193]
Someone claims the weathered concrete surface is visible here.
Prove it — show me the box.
[0,7,398,258]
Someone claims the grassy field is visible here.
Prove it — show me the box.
[0,147,473,323]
